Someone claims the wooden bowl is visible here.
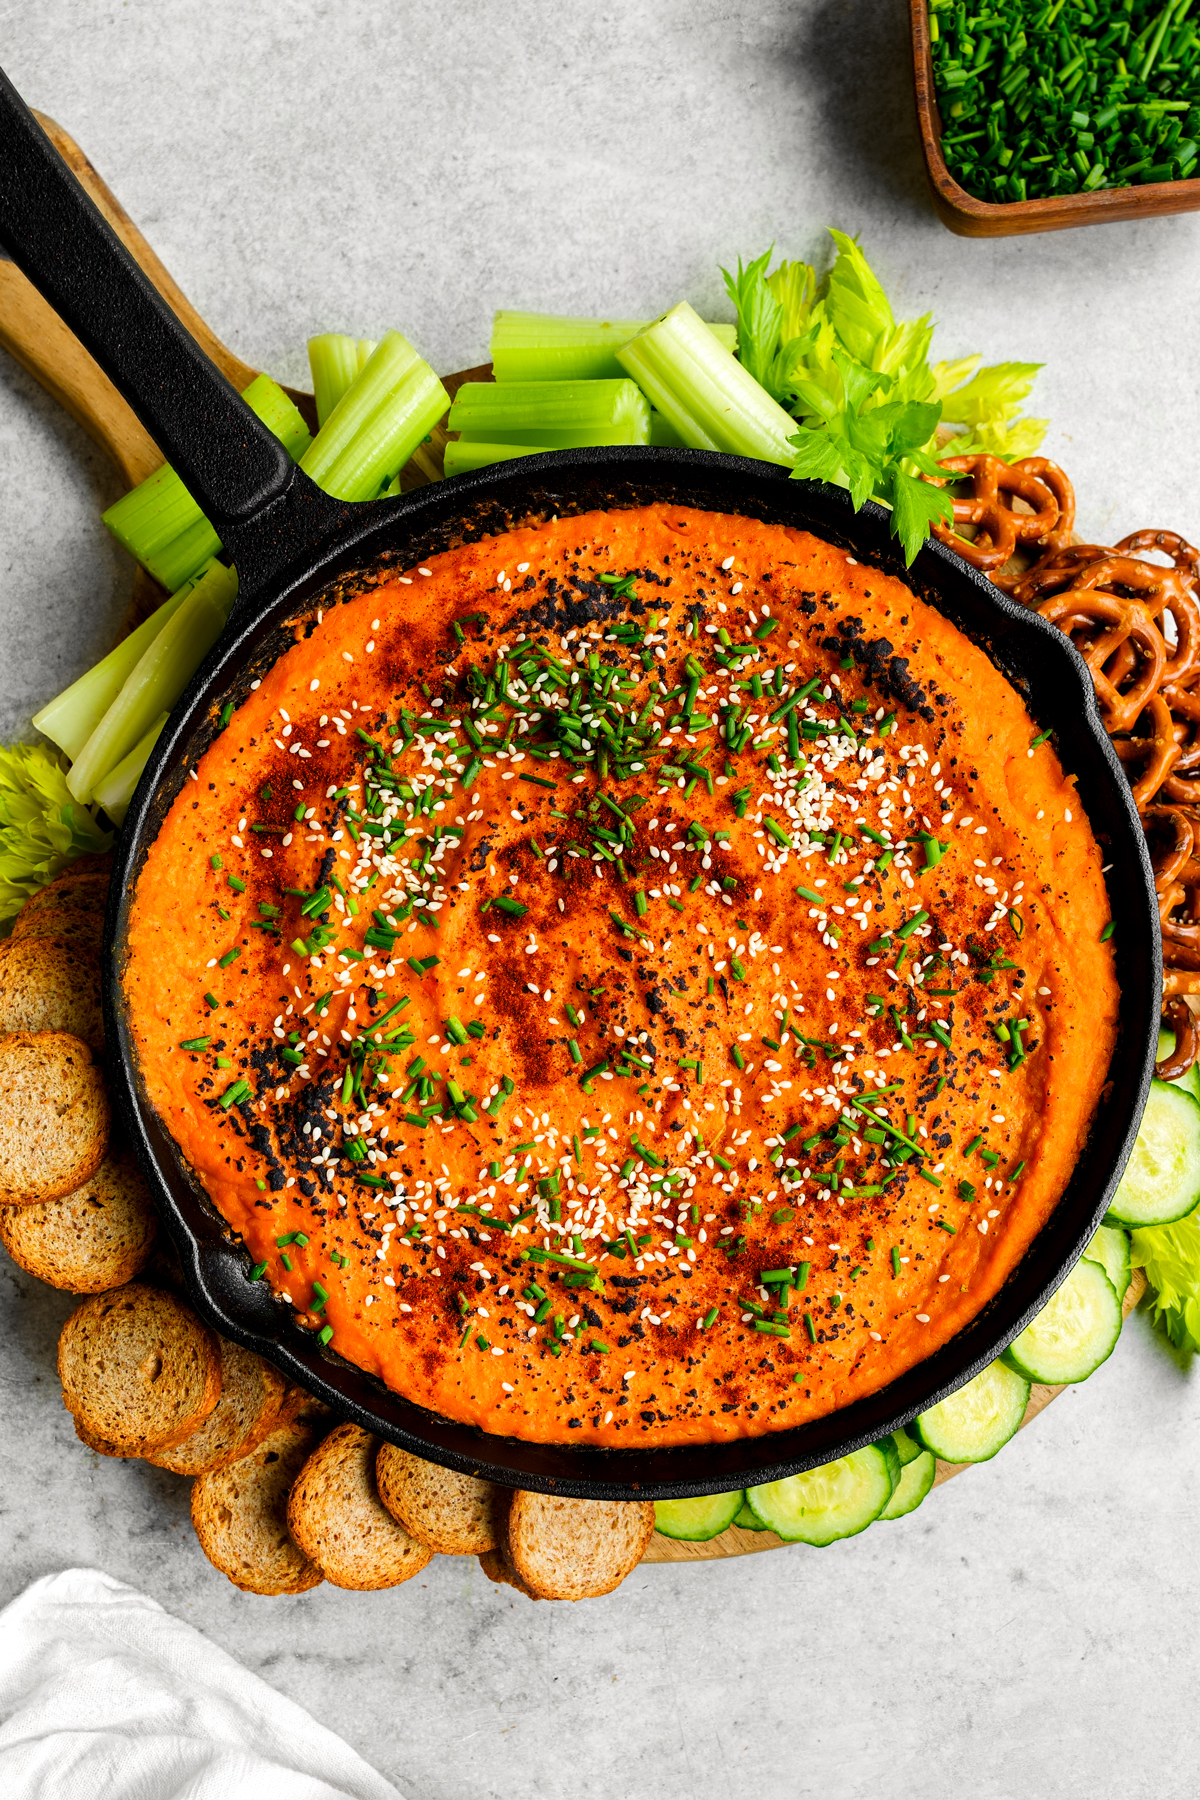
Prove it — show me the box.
[910,0,1200,237]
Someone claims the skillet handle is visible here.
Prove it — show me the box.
[0,65,340,580]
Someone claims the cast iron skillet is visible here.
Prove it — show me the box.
[0,70,1161,1499]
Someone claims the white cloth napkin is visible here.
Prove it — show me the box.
[0,1568,404,1800]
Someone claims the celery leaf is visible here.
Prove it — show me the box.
[718,232,1045,560]
[824,228,895,365]
[721,250,784,394]
[764,260,817,344]
[944,416,1050,462]
[0,741,112,923]
[942,361,1043,428]
[1131,1209,1200,1356]
[887,467,955,567]
[788,426,849,486]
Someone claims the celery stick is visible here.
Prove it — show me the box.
[33,574,201,759]
[145,516,226,596]
[309,335,358,427]
[238,373,313,460]
[299,331,450,502]
[309,335,379,428]
[649,411,686,447]
[92,712,168,826]
[616,302,797,464]
[455,427,641,448]
[104,464,220,592]
[448,378,650,448]
[68,560,239,804]
[491,312,737,382]
[444,441,557,478]
[102,375,311,591]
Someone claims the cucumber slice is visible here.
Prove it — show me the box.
[732,1499,769,1531]
[1106,1078,1200,1228]
[890,1424,924,1467]
[879,1448,936,1520]
[653,1490,743,1541]
[1157,1027,1200,1103]
[914,1360,1030,1463]
[1001,1257,1122,1384]
[1082,1222,1131,1301]
[746,1440,899,1545]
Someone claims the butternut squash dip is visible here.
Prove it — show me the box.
[125,504,1118,1448]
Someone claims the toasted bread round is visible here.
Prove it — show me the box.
[0,1032,109,1204]
[58,1282,222,1456]
[506,1493,656,1600]
[0,1145,156,1291]
[74,1416,129,1457]
[478,1545,542,1599]
[0,936,104,1049]
[148,1338,287,1476]
[287,1422,433,1591]
[12,905,105,951]
[59,853,113,879]
[17,868,108,920]
[376,1444,506,1554]
[191,1417,324,1595]
[279,1384,337,1430]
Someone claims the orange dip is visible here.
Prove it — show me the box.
[125,504,1118,1447]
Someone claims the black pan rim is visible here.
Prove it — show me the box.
[101,448,1161,1500]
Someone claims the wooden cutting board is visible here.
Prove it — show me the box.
[0,113,1148,1564]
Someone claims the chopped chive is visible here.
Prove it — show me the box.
[895,910,929,941]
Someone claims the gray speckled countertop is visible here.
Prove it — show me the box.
[1,4,1198,1796]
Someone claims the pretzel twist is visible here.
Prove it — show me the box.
[1159,995,1200,1078]
[926,454,1075,589]
[1112,695,1182,809]
[956,455,1200,1063]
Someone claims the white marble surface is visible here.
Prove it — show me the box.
[1,3,1199,1795]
